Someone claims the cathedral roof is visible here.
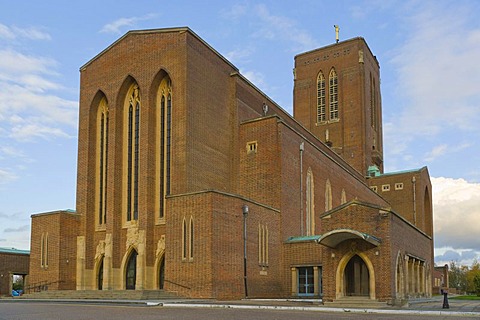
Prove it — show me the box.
[80,27,238,72]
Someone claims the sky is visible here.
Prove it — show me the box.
[0,0,479,267]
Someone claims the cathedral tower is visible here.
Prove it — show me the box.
[293,37,384,175]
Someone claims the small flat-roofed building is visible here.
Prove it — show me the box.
[0,247,29,296]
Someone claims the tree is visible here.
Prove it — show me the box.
[474,274,480,296]
[449,261,467,292]
[12,275,24,291]
[466,260,480,294]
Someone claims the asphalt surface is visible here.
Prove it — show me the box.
[1,295,480,318]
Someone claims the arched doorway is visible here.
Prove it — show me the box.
[97,257,104,290]
[344,255,369,296]
[126,250,138,290]
[158,256,165,289]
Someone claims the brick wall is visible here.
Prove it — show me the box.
[293,38,384,175]
[368,167,433,237]
[165,191,282,299]
[29,211,79,290]
[0,251,29,296]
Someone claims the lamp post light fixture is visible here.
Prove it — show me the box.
[242,204,249,298]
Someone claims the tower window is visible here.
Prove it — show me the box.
[329,69,338,120]
[370,73,377,130]
[317,72,326,123]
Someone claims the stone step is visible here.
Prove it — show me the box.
[324,297,387,309]
[19,290,179,300]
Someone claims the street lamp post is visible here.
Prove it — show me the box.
[242,204,249,298]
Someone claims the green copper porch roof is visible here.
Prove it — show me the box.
[0,247,30,255]
[316,229,381,248]
[285,235,321,243]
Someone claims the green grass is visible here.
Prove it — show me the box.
[450,295,480,300]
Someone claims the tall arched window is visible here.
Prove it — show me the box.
[189,217,194,260]
[317,72,326,123]
[370,73,377,130]
[40,232,49,268]
[325,179,332,211]
[306,169,315,235]
[40,232,45,268]
[125,84,140,222]
[44,232,48,268]
[97,97,108,226]
[157,76,172,220]
[329,69,338,120]
[166,93,172,195]
[182,218,187,260]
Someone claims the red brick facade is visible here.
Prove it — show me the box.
[29,27,434,303]
[29,210,79,290]
[0,248,29,296]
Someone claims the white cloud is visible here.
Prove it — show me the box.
[390,2,480,137]
[424,142,472,163]
[252,4,318,52]
[242,70,267,91]
[0,168,18,184]
[0,23,77,189]
[349,0,396,19]
[10,123,72,141]
[11,26,51,41]
[0,48,78,141]
[0,49,57,76]
[435,248,480,267]
[4,224,30,233]
[0,23,51,41]
[224,47,255,64]
[0,24,15,39]
[100,13,157,34]
[221,3,248,20]
[424,144,448,162]
[0,146,25,159]
[432,177,480,251]
[222,3,318,52]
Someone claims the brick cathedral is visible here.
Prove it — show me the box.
[29,27,433,305]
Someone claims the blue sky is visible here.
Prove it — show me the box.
[1,0,479,266]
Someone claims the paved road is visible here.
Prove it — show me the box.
[0,302,479,320]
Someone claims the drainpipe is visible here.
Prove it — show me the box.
[242,204,249,298]
[300,142,305,236]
